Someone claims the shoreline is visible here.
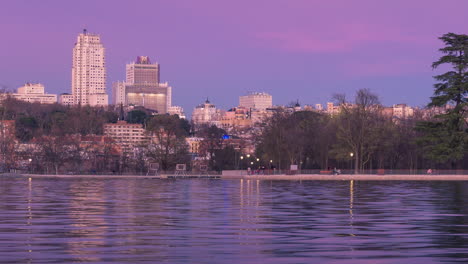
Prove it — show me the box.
[4,173,468,181]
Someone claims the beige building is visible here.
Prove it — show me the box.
[103,120,150,154]
[58,93,74,106]
[239,92,272,111]
[70,29,108,106]
[10,83,57,104]
[126,56,160,84]
[326,102,340,115]
[392,104,414,119]
[219,107,252,132]
[112,81,126,106]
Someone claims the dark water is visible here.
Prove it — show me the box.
[1,177,468,264]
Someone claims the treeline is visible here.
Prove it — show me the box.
[0,97,238,174]
[0,97,118,140]
[255,88,468,171]
[257,32,468,171]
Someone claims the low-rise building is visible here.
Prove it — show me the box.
[103,120,150,155]
[239,92,272,111]
[191,99,223,128]
[59,93,74,106]
[168,106,186,119]
[392,104,414,119]
[10,83,57,104]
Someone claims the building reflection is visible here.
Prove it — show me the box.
[238,179,270,251]
[65,179,107,263]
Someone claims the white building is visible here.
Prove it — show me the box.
[239,92,272,111]
[70,29,108,106]
[191,99,222,127]
[168,106,186,119]
[10,83,57,104]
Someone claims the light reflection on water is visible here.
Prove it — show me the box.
[0,177,468,263]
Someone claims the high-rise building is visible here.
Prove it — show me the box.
[112,81,126,106]
[239,92,272,111]
[112,56,171,114]
[126,56,159,85]
[71,29,108,106]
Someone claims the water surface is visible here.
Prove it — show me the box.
[1,177,467,263]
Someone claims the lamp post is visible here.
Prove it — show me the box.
[28,158,32,174]
[349,153,354,174]
[240,156,244,170]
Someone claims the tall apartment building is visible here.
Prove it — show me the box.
[10,83,57,104]
[70,29,108,106]
[239,92,272,111]
[112,56,171,113]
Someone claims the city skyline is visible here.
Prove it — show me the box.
[2,0,468,113]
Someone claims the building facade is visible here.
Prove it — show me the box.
[168,106,186,119]
[126,56,160,85]
[10,83,57,104]
[239,92,272,111]
[103,120,150,154]
[191,99,222,127]
[71,29,108,106]
[112,56,171,114]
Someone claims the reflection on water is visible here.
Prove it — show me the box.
[1,177,468,263]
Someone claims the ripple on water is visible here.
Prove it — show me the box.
[0,178,468,263]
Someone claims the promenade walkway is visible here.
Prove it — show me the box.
[3,173,468,181]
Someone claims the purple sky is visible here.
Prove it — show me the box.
[1,0,468,114]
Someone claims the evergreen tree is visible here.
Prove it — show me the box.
[418,33,468,167]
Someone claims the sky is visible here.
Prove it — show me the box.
[1,0,468,115]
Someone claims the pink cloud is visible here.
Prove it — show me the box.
[342,58,432,77]
[254,24,428,53]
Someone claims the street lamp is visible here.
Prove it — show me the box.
[240,156,244,169]
[350,153,354,174]
[28,158,32,174]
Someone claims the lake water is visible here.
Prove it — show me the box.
[1,177,468,264]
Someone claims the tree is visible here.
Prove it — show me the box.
[418,33,468,167]
[331,89,384,173]
[255,110,330,170]
[145,115,190,170]
[198,124,226,170]
[127,110,148,124]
